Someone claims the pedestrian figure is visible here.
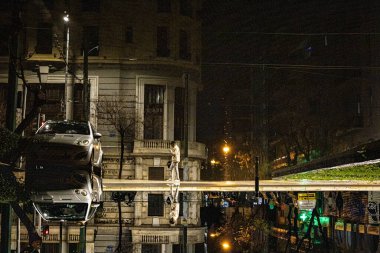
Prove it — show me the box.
[168,141,180,182]
[169,184,180,225]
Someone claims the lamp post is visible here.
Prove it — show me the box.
[63,12,72,120]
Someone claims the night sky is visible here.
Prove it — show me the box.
[197,0,380,153]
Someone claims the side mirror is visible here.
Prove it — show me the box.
[94,133,102,139]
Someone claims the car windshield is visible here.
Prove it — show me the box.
[37,122,90,135]
[35,203,88,221]
[29,171,89,191]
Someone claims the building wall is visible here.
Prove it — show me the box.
[0,0,205,252]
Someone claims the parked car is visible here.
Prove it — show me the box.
[24,120,104,222]
[29,169,103,222]
[25,120,103,176]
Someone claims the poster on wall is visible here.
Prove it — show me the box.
[368,191,380,225]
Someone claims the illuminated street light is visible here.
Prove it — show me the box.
[221,241,231,251]
[222,145,230,155]
[63,13,69,22]
[211,159,216,165]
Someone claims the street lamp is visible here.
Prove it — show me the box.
[63,12,72,120]
[221,241,231,251]
[222,145,230,156]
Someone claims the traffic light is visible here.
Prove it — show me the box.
[41,225,49,236]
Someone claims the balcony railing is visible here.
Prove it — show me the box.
[103,139,206,159]
[141,235,170,244]
[133,140,207,159]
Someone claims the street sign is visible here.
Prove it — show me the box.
[298,193,316,210]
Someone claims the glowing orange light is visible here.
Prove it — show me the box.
[209,232,217,238]
[222,145,230,154]
[221,241,231,250]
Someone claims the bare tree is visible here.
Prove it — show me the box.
[97,95,138,179]
[96,95,139,253]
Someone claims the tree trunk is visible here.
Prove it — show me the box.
[115,131,125,252]
[119,132,125,179]
[116,200,122,252]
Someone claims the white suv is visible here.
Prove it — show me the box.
[29,169,102,222]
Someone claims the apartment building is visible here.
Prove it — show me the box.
[0,0,206,252]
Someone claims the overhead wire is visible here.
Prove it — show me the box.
[201,62,380,70]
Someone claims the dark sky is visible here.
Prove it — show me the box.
[197,0,380,149]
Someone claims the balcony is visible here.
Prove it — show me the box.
[133,140,207,159]
[131,226,206,244]
[102,140,206,159]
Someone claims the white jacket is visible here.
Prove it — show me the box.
[170,144,180,162]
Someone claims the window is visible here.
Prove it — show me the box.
[179,192,184,216]
[24,83,65,134]
[126,26,133,43]
[148,194,164,216]
[41,83,65,119]
[179,30,191,60]
[41,243,60,253]
[81,0,100,12]
[179,0,192,17]
[179,168,184,181]
[172,244,181,253]
[195,243,205,253]
[157,26,170,57]
[144,85,165,139]
[36,23,52,54]
[142,244,161,253]
[149,167,164,180]
[157,0,171,13]
[0,26,10,56]
[83,26,99,56]
[69,243,79,253]
[174,87,185,140]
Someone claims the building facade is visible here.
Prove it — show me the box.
[0,0,206,252]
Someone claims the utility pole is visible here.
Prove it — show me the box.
[83,36,89,121]
[182,72,189,253]
[183,72,189,160]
